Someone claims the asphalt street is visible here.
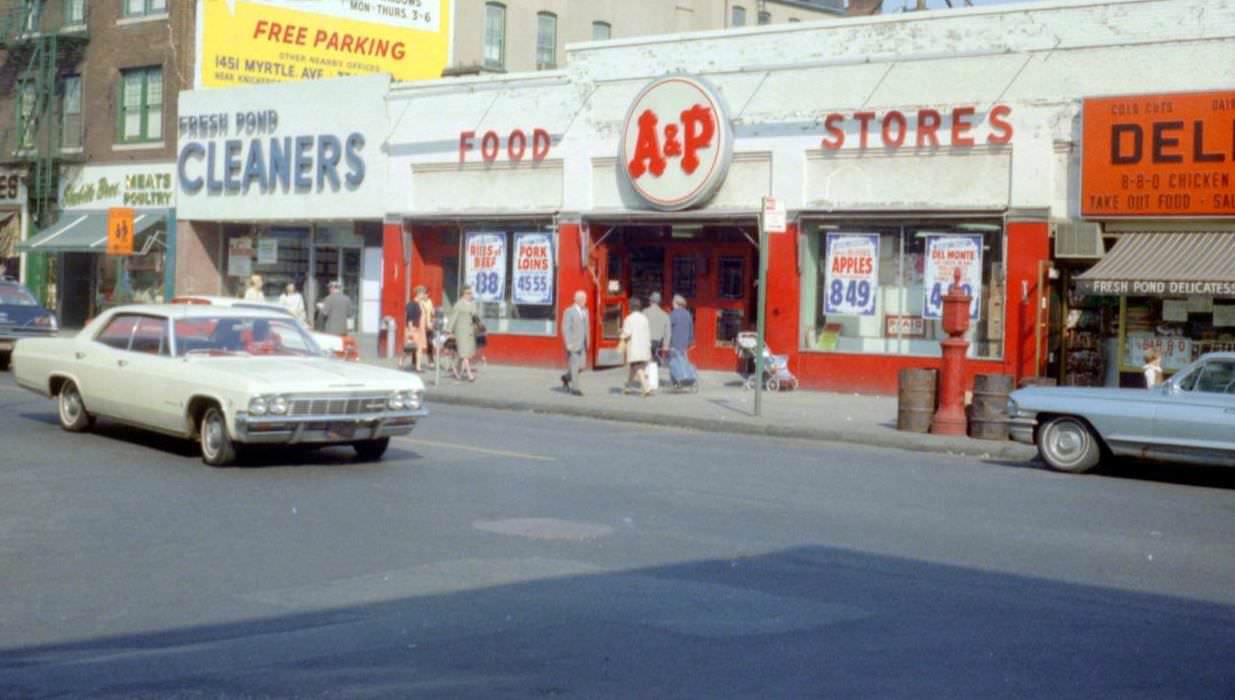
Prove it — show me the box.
[1,370,1233,698]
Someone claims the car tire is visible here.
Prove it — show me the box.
[200,406,238,467]
[1037,416,1102,474]
[353,437,390,462]
[57,381,92,432]
[0,352,9,371]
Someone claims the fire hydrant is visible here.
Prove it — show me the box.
[931,268,972,436]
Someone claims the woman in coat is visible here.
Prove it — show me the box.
[621,297,653,396]
[447,286,478,382]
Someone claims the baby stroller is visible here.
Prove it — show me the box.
[664,347,700,393]
[735,332,799,391]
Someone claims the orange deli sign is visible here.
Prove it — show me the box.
[1082,91,1235,217]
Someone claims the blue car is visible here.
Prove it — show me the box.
[0,280,58,371]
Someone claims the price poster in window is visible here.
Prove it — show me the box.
[824,233,879,316]
[465,232,507,302]
[923,234,983,320]
[512,233,555,305]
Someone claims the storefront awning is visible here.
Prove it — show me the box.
[1075,231,1235,298]
[18,209,167,254]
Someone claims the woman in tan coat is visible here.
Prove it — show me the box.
[447,286,478,381]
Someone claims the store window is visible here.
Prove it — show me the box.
[592,21,611,41]
[801,220,1006,359]
[118,66,162,143]
[758,10,771,24]
[1116,296,1235,382]
[123,0,166,18]
[536,12,557,69]
[23,0,42,33]
[64,0,86,26]
[718,257,745,300]
[731,5,746,26]
[484,2,506,69]
[462,225,557,336]
[62,75,82,150]
[671,257,697,299]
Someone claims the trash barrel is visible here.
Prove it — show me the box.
[968,373,1014,440]
[897,368,937,433]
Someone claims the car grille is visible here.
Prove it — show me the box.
[288,395,389,416]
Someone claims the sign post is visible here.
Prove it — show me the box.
[755,197,786,418]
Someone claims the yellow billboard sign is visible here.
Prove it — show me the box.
[197,0,451,88]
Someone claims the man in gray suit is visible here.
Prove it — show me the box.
[317,281,352,336]
[560,290,589,396]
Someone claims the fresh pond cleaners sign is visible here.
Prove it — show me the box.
[1082,91,1235,217]
[923,235,983,320]
[512,233,554,306]
[465,232,507,303]
[824,233,879,317]
[621,76,734,211]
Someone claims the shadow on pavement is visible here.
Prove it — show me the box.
[1,545,1232,698]
[981,454,1235,490]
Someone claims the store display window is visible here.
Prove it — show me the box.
[800,220,1005,359]
[1117,296,1235,382]
[461,223,557,337]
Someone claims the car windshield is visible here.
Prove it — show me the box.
[173,316,322,357]
[0,285,38,306]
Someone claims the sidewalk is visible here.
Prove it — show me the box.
[359,339,1036,461]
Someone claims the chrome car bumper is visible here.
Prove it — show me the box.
[233,408,429,444]
[1008,415,1037,445]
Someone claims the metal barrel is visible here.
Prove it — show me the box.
[968,373,1014,440]
[897,368,937,433]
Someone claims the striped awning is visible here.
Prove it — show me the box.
[18,209,166,254]
[1075,231,1235,298]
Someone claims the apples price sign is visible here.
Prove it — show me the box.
[923,234,983,320]
[512,233,554,305]
[824,233,879,316]
[465,232,507,302]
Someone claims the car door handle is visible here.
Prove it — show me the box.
[117,359,128,367]
[75,352,86,360]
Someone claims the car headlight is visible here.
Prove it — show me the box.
[1007,398,1019,416]
[404,390,423,411]
[387,392,405,410]
[269,395,289,415]
[249,396,268,416]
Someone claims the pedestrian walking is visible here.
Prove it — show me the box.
[646,291,671,361]
[621,297,653,396]
[278,282,307,322]
[318,280,352,336]
[402,285,431,371]
[243,274,264,301]
[1143,348,1164,389]
[448,286,478,382]
[669,294,695,354]
[561,290,589,395]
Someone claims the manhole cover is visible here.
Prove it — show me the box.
[473,518,614,541]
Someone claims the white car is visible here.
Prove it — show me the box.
[170,295,359,360]
[12,304,427,466]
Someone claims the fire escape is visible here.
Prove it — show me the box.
[0,0,87,297]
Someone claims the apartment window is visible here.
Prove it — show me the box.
[732,5,746,26]
[758,10,771,24]
[536,12,557,69]
[64,0,85,26]
[123,0,166,18]
[118,67,162,143]
[61,75,82,150]
[592,21,611,41]
[23,0,43,33]
[484,2,505,69]
[16,82,37,151]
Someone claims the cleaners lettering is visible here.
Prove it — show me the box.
[178,133,365,195]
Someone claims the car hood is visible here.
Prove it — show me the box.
[186,356,425,393]
[0,304,55,328]
[1010,386,1151,405]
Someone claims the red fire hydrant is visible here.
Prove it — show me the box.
[931,268,971,436]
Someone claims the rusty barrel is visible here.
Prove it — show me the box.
[968,373,1015,441]
[897,368,937,433]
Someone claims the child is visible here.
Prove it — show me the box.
[1143,348,1164,389]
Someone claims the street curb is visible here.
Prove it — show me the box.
[426,392,1038,462]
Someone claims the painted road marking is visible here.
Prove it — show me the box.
[396,437,557,462]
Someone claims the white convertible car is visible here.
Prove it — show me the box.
[11,304,427,466]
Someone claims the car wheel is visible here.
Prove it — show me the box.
[58,381,92,432]
[353,437,390,462]
[0,352,10,371]
[1037,416,1102,474]
[200,406,237,467]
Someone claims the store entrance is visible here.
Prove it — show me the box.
[593,223,757,371]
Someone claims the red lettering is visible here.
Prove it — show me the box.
[253,20,270,39]
[881,111,907,149]
[917,109,941,147]
[508,129,527,161]
[951,106,975,147]
[267,22,283,42]
[313,29,327,47]
[481,131,500,162]
[680,104,715,174]
[663,123,682,158]
[628,110,666,178]
[854,112,876,150]
[459,131,475,163]
[532,128,551,161]
[987,104,1014,145]
[822,113,845,150]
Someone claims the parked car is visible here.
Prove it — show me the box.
[11,304,427,465]
[1009,352,1235,473]
[0,280,58,371]
[171,294,359,360]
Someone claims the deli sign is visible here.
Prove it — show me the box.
[1082,91,1235,217]
[621,76,734,211]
